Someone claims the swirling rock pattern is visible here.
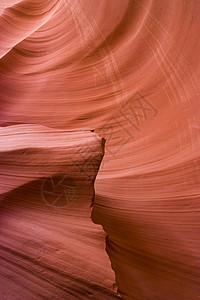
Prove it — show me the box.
[0,0,200,299]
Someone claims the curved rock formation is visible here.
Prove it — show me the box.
[0,125,119,299]
[0,0,200,299]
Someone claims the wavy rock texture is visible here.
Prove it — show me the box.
[0,0,200,299]
[0,125,119,299]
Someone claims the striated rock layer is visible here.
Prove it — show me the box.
[0,125,120,299]
[0,0,200,299]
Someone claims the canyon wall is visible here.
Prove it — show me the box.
[0,1,200,299]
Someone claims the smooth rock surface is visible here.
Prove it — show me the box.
[0,1,200,299]
[0,125,119,299]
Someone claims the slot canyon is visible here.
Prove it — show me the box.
[0,1,200,299]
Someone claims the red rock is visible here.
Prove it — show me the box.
[0,1,200,299]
